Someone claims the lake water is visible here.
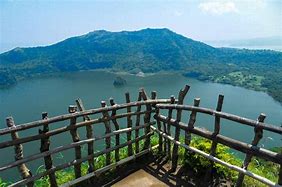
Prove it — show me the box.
[0,70,281,181]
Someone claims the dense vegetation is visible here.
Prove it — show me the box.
[0,135,279,186]
[0,28,281,103]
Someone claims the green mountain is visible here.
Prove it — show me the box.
[1,28,282,103]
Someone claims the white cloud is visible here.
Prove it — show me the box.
[199,1,239,15]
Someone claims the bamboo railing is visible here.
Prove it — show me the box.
[0,86,281,187]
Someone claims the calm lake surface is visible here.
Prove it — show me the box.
[1,70,281,181]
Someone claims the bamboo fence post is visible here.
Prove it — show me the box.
[204,95,224,183]
[101,101,112,165]
[75,98,94,173]
[68,105,82,179]
[166,95,175,158]
[39,112,58,187]
[125,92,133,157]
[135,91,142,154]
[6,117,34,187]
[236,113,266,187]
[279,164,282,185]
[171,85,190,171]
[155,96,163,154]
[185,98,200,155]
[109,98,120,162]
[141,88,152,150]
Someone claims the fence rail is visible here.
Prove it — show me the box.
[0,86,281,187]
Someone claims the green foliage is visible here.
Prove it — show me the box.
[1,28,281,103]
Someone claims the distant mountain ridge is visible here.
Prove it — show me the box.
[0,28,282,103]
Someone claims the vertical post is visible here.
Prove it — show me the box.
[125,92,133,156]
[279,164,282,185]
[204,95,224,183]
[76,98,94,173]
[68,105,82,179]
[109,98,120,162]
[135,91,142,154]
[101,101,112,166]
[6,117,34,187]
[235,113,266,187]
[141,88,152,150]
[155,98,163,154]
[185,98,200,155]
[166,95,175,158]
[171,85,190,171]
[39,112,58,187]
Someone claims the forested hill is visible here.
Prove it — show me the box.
[0,28,282,103]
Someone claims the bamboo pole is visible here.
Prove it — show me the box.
[6,117,34,187]
[75,98,94,173]
[185,98,200,155]
[166,95,175,158]
[171,85,190,171]
[39,112,57,187]
[68,105,82,178]
[150,126,280,187]
[236,113,266,187]
[125,93,133,156]
[141,88,152,150]
[0,99,173,136]
[101,101,112,166]
[109,98,120,162]
[0,110,154,149]
[135,91,142,154]
[10,133,153,187]
[1,123,153,172]
[155,114,282,164]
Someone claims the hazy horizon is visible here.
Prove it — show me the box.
[1,0,281,53]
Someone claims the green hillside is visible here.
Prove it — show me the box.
[0,28,282,103]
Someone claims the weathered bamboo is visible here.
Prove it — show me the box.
[155,114,282,164]
[155,104,282,134]
[171,85,190,171]
[279,164,282,185]
[125,93,133,156]
[76,98,94,173]
[141,88,152,150]
[135,91,142,154]
[68,105,82,178]
[185,98,200,156]
[150,126,279,187]
[10,132,153,187]
[0,99,173,136]
[236,113,266,187]
[0,110,154,149]
[39,112,57,187]
[101,101,112,165]
[109,98,120,162]
[204,95,223,183]
[155,97,163,153]
[166,95,175,158]
[1,123,153,172]
[6,117,34,187]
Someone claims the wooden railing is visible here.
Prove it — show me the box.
[0,85,281,187]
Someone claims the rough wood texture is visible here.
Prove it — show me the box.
[171,85,190,171]
[6,117,34,187]
[150,126,278,187]
[185,98,200,156]
[279,164,282,185]
[110,98,121,162]
[141,88,152,150]
[76,98,94,173]
[101,101,112,166]
[68,105,82,178]
[125,93,133,156]
[236,113,266,187]
[135,91,142,154]
[166,95,175,158]
[156,114,282,164]
[39,112,57,187]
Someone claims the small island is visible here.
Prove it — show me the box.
[113,76,127,87]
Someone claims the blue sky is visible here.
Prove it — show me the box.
[0,0,281,52]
